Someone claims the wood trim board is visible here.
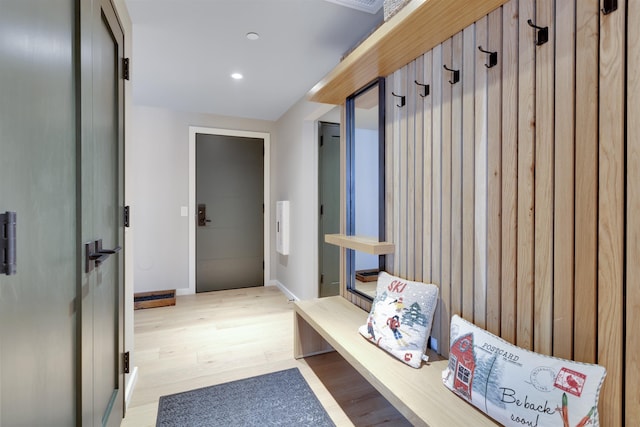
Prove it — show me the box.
[308,0,510,105]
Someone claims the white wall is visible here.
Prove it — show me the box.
[131,105,275,293]
[130,95,336,323]
[131,101,332,301]
[271,97,335,301]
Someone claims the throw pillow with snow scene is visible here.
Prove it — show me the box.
[358,272,439,368]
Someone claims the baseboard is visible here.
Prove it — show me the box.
[125,366,138,410]
[175,287,194,296]
[176,281,296,299]
[269,280,299,301]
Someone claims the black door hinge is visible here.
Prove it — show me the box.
[123,351,130,374]
[320,135,324,147]
[320,274,324,284]
[122,58,130,80]
[123,206,130,228]
[1,212,17,276]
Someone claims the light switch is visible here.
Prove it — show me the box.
[180,206,188,217]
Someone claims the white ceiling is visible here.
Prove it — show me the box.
[125,0,383,121]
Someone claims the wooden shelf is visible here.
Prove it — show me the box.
[325,234,395,255]
[307,0,508,105]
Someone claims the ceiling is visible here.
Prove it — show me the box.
[125,0,383,121]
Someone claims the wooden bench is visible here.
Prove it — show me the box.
[294,296,499,427]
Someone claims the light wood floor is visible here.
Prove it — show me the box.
[120,286,410,427]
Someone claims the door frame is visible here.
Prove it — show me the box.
[185,126,271,295]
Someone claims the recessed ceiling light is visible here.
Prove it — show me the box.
[231,73,243,80]
[246,32,260,41]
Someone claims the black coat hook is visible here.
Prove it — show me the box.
[602,0,617,14]
[527,19,548,46]
[414,80,430,97]
[443,64,460,85]
[391,92,405,107]
[478,46,498,68]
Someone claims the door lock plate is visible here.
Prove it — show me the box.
[197,204,211,226]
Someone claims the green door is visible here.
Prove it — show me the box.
[0,0,78,424]
[80,0,126,425]
[0,0,126,425]
[319,122,341,297]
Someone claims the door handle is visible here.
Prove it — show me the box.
[1,211,17,275]
[97,247,121,255]
[197,203,211,226]
[93,239,121,266]
[85,239,121,273]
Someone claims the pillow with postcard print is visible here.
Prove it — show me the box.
[442,314,606,427]
[358,272,438,368]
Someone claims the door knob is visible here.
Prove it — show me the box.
[85,239,121,273]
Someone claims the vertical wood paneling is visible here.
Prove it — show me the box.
[392,70,402,275]
[461,25,476,322]
[338,2,634,421]
[486,7,503,336]
[474,16,488,329]
[533,0,554,356]
[398,66,409,279]
[385,72,396,274]
[422,51,433,284]
[440,38,453,352]
[552,0,575,360]
[573,0,598,365]
[431,44,443,350]
[451,33,464,320]
[516,0,536,350]
[598,1,625,424]
[414,57,424,283]
[627,1,640,423]
[406,60,417,280]
[500,0,518,344]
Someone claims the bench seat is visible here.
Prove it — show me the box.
[294,296,499,427]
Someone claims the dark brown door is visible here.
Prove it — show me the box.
[196,134,264,292]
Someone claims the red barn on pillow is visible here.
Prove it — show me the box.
[448,333,476,399]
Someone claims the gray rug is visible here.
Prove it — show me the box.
[156,368,336,427]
